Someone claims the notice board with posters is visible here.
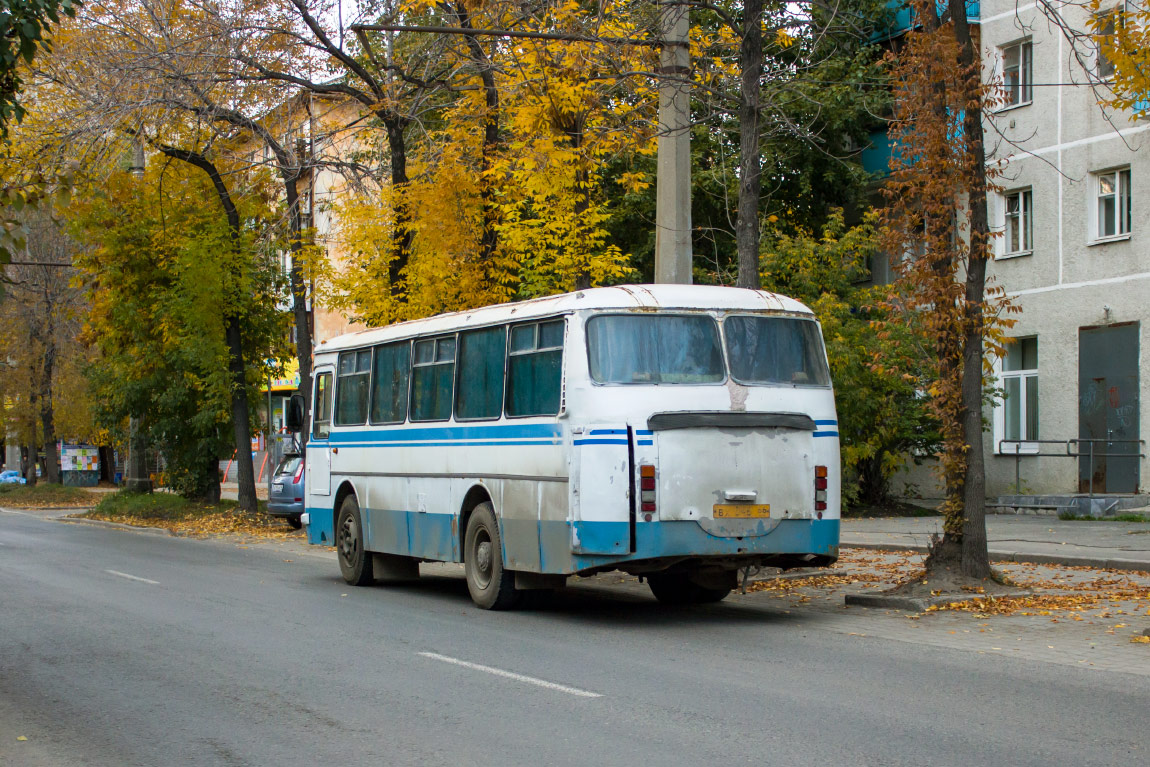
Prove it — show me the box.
[61,443,100,487]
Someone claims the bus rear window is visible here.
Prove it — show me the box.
[724,316,831,387]
[587,315,724,384]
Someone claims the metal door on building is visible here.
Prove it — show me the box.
[1078,323,1140,493]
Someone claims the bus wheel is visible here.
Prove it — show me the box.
[336,494,374,586]
[647,573,731,605]
[464,503,520,610]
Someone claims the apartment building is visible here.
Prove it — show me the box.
[979,0,1147,500]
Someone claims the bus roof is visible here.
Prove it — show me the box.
[315,284,815,353]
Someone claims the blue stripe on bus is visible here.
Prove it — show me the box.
[814,420,838,426]
[813,431,839,438]
[637,440,653,446]
[588,428,627,435]
[573,439,629,446]
[333,439,560,448]
[635,429,654,436]
[328,423,562,445]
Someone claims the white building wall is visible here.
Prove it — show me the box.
[978,0,1149,496]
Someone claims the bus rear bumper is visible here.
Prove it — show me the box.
[553,518,841,576]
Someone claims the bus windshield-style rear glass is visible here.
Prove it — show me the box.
[724,316,831,387]
[586,315,724,384]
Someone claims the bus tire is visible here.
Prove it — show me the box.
[336,494,374,587]
[647,572,730,605]
[464,503,520,610]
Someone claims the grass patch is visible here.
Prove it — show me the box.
[1057,512,1150,522]
[0,482,97,508]
[842,500,939,519]
[81,491,301,539]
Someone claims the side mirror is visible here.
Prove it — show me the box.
[286,393,306,433]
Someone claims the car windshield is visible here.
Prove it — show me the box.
[586,314,725,384]
[274,455,302,477]
[723,315,831,387]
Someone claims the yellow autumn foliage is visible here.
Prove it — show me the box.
[320,0,655,324]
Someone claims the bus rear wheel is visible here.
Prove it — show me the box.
[464,503,520,610]
[647,572,731,605]
[337,494,374,586]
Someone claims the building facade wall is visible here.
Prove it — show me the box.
[979,0,1149,496]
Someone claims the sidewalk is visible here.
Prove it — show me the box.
[841,514,1150,571]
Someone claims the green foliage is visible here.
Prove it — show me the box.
[759,209,939,508]
[0,0,77,134]
[684,0,892,283]
[88,490,205,521]
[68,162,289,500]
[0,481,93,507]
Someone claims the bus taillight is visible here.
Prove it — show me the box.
[640,464,656,517]
[814,465,828,512]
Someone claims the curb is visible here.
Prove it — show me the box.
[748,569,848,583]
[845,590,1031,612]
[56,517,177,537]
[841,541,1150,573]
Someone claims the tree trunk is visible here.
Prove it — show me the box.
[39,334,60,484]
[224,315,259,512]
[201,454,222,504]
[156,144,258,512]
[383,114,412,299]
[24,384,38,485]
[735,0,764,289]
[952,0,993,578]
[565,122,594,291]
[282,175,313,449]
[458,8,501,274]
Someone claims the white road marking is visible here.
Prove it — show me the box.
[105,570,160,585]
[418,652,602,698]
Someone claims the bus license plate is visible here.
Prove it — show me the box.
[713,504,771,519]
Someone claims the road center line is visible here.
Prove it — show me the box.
[418,652,602,698]
[105,569,160,585]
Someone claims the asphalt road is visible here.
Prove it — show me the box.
[2,509,1147,767]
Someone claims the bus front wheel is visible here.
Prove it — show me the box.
[337,494,374,587]
[464,503,520,610]
[647,572,731,605]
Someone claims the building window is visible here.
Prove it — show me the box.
[1002,40,1033,106]
[999,337,1039,452]
[1004,189,1033,255]
[1093,167,1131,239]
[1096,14,1117,79]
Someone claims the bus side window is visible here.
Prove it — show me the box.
[334,350,371,426]
[506,319,564,417]
[370,340,411,424]
[455,326,507,421]
[313,372,333,439]
[411,336,455,421]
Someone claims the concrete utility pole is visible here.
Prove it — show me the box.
[124,138,153,494]
[654,1,693,285]
[351,7,695,285]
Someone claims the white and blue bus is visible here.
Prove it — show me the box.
[299,285,840,609]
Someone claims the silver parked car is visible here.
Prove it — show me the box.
[267,453,304,529]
